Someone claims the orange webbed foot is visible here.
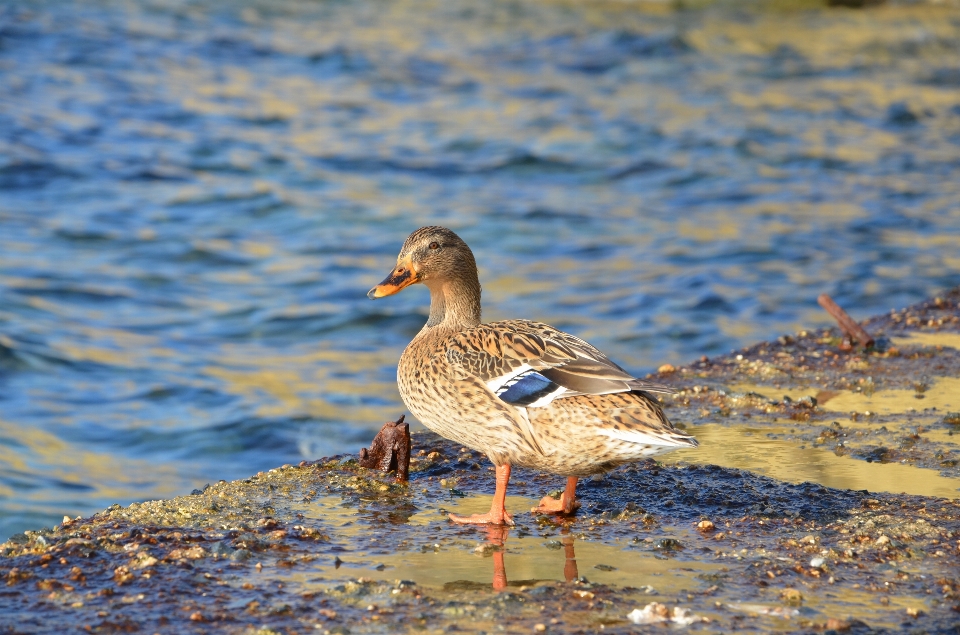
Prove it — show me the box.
[449,464,515,525]
[448,510,515,526]
[531,495,580,516]
[532,477,580,516]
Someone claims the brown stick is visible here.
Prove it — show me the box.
[817,294,875,348]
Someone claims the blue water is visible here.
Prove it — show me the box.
[1,0,959,540]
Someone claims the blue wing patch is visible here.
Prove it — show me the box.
[496,370,560,407]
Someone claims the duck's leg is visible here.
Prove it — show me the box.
[532,476,580,515]
[449,464,515,525]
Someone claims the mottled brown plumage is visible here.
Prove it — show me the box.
[368,226,697,524]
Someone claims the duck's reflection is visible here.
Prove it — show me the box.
[481,526,579,591]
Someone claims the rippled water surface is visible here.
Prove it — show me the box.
[2,0,960,540]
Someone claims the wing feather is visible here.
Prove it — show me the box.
[445,320,676,408]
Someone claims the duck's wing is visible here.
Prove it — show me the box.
[445,320,675,409]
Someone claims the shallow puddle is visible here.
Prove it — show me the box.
[727,585,927,633]
[724,331,960,417]
[729,375,959,416]
[295,495,723,592]
[798,577,937,632]
[666,424,960,500]
[819,377,959,416]
[252,484,951,633]
[893,332,960,351]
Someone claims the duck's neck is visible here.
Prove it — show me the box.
[423,276,482,331]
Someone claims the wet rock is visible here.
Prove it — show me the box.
[358,415,411,482]
[652,538,683,552]
[780,588,803,605]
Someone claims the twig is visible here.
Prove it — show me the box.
[817,294,875,348]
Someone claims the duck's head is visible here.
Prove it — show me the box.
[367,226,478,299]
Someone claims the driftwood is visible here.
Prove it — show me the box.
[358,414,411,482]
[817,293,875,349]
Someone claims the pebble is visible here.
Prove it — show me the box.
[780,588,803,604]
[810,556,825,568]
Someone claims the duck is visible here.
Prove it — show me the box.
[368,226,697,525]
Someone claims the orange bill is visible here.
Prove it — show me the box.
[367,260,418,298]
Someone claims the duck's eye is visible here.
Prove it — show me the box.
[428,241,440,250]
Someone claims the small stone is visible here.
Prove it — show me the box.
[534,624,547,633]
[780,588,803,605]
[189,612,205,622]
[810,557,825,568]
[113,566,134,585]
[826,618,850,631]
[627,603,671,624]
[658,364,676,374]
[876,535,890,545]
[906,607,923,618]
[135,556,158,570]
[183,545,208,559]
[697,520,715,532]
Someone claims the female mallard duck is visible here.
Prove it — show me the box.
[368,226,697,525]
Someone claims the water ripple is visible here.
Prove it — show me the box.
[1,0,959,540]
